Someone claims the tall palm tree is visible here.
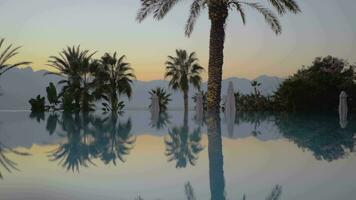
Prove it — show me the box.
[94,52,136,114]
[137,0,301,114]
[47,46,98,112]
[0,38,31,77]
[165,49,204,113]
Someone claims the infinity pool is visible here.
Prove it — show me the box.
[0,111,355,200]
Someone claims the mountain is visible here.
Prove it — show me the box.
[0,67,284,110]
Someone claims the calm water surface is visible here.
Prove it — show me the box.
[0,111,355,200]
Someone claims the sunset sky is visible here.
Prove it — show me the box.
[1,0,355,81]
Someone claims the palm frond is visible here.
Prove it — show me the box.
[185,0,206,37]
[267,0,301,15]
[242,2,282,34]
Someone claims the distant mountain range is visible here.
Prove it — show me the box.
[0,67,284,110]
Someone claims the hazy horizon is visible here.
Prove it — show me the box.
[1,0,356,80]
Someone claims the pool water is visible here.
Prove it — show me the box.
[0,111,355,200]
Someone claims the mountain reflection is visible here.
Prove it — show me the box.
[43,112,135,172]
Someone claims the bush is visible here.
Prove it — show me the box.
[29,95,46,112]
[274,56,356,111]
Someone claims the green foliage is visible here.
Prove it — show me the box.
[61,92,77,112]
[29,95,46,112]
[234,92,276,111]
[0,38,31,77]
[94,52,136,114]
[46,82,60,111]
[274,56,356,111]
[149,87,171,112]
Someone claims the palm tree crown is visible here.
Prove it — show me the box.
[95,52,136,113]
[0,38,31,77]
[165,49,203,92]
[165,49,204,112]
[137,0,300,37]
[47,46,98,111]
[149,87,172,112]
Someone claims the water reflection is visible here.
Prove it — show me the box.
[29,110,356,168]
[275,112,356,161]
[44,112,135,172]
[0,142,30,179]
[207,113,226,200]
[20,110,356,199]
[165,112,204,168]
[150,111,171,130]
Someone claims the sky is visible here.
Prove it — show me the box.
[0,0,356,81]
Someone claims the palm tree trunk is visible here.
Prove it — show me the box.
[207,3,228,114]
[183,90,189,115]
[111,90,118,114]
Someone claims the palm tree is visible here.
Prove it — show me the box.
[165,49,204,113]
[47,46,98,112]
[0,38,31,77]
[94,52,136,114]
[137,0,301,114]
[149,87,172,112]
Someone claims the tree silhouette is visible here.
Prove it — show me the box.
[0,38,31,77]
[94,52,136,114]
[47,46,98,111]
[165,49,204,114]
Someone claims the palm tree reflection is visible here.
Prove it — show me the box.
[92,114,135,165]
[207,113,225,200]
[0,142,30,179]
[150,112,171,130]
[164,117,204,168]
[48,113,95,172]
[184,182,197,200]
[47,112,135,172]
[29,111,45,123]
